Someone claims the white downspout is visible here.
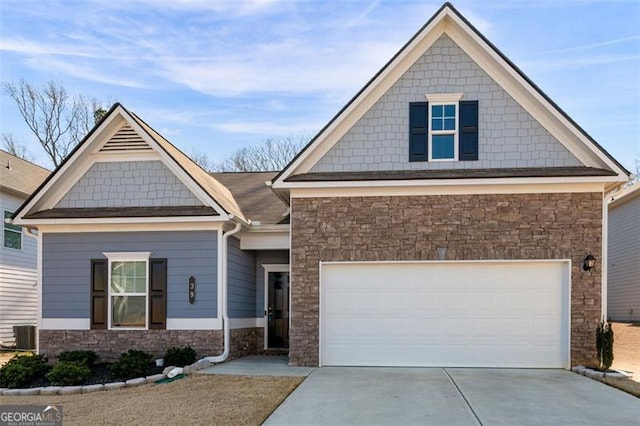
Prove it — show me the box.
[205,219,242,363]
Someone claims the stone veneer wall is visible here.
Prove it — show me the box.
[290,192,602,367]
[39,328,263,362]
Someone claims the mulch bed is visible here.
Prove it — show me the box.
[21,362,165,388]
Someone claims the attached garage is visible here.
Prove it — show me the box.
[320,261,570,368]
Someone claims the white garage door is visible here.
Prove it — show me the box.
[320,261,569,368]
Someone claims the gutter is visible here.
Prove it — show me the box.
[204,216,243,363]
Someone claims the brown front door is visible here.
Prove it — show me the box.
[267,271,289,349]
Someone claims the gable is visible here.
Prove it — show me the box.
[272,3,629,189]
[56,161,203,209]
[311,35,582,173]
[13,104,246,224]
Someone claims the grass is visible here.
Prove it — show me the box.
[0,374,304,425]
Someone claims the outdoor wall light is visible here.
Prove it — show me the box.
[582,253,596,271]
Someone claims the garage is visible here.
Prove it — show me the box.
[320,261,570,368]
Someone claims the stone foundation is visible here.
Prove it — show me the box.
[290,193,603,367]
[39,327,263,362]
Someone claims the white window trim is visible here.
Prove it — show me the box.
[428,102,459,162]
[103,252,152,330]
[425,93,464,162]
[425,93,463,103]
[3,210,22,250]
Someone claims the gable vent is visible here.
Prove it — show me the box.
[100,125,153,152]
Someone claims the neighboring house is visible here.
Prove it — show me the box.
[607,183,640,322]
[12,3,629,368]
[0,150,49,347]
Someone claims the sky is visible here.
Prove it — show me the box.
[1,0,639,172]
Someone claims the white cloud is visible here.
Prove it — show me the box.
[155,37,398,97]
[23,56,146,88]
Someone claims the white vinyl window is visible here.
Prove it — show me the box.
[426,93,463,161]
[104,252,151,329]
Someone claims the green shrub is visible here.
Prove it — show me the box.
[596,320,614,372]
[45,361,91,386]
[57,350,99,367]
[0,354,50,388]
[109,349,152,380]
[163,346,197,367]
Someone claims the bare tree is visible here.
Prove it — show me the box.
[212,134,310,172]
[3,80,107,167]
[1,133,34,162]
[190,149,214,172]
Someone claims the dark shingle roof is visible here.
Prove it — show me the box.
[23,206,217,219]
[210,171,288,225]
[285,167,617,182]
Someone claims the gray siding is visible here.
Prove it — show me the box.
[311,35,582,173]
[607,194,640,321]
[0,191,37,269]
[227,237,257,318]
[42,231,217,319]
[56,161,202,208]
[255,250,289,317]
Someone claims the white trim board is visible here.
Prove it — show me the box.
[240,231,290,250]
[41,318,91,330]
[40,317,266,331]
[166,318,222,330]
[290,182,604,198]
[37,222,225,234]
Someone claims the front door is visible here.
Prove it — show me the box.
[267,270,290,349]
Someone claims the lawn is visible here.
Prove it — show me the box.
[0,374,303,425]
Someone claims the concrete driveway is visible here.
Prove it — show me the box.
[264,367,640,425]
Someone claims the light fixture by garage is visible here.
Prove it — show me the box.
[582,253,596,271]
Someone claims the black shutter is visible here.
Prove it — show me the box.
[90,259,107,330]
[149,258,167,330]
[459,100,479,161]
[409,102,428,161]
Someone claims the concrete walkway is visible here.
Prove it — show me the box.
[198,355,315,377]
[264,367,640,425]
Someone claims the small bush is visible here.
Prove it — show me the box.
[0,354,50,388]
[57,350,99,367]
[596,320,614,372]
[109,349,152,380]
[45,361,91,386]
[163,346,197,367]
